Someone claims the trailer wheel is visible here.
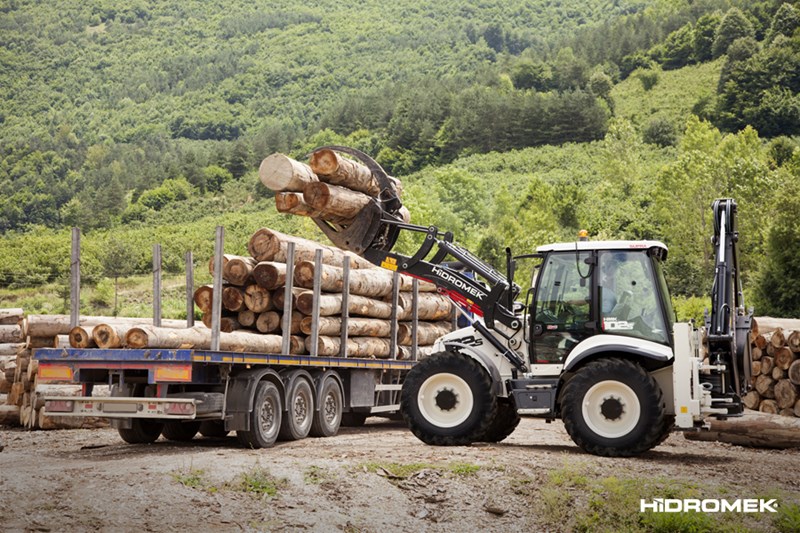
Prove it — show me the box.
[477,397,520,443]
[401,351,496,446]
[278,377,314,441]
[199,420,229,438]
[237,380,283,449]
[560,357,668,457]
[161,421,201,442]
[310,376,342,438]
[118,419,163,444]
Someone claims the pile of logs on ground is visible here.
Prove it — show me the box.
[744,317,800,418]
[0,309,109,429]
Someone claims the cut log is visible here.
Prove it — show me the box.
[0,325,23,343]
[69,326,96,348]
[760,356,774,376]
[397,292,454,321]
[751,360,761,376]
[238,310,256,328]
[790,359,800,385]
[775,379,800,409]
[259,153,318,193]
[306,336,402,359]
[293,261,436,298]
[751,346,762,361]
[752,317,800,336]
[759,399,779,414]
[302,182,371,221]
[296,291,395,319]
[788,330,800,353]
[247,228,373,268]
[398,321,453,345]
[683,411,800,448]
[755,374,775,399]
[255,311,281,334]
[8,381,24,405]
[771,328,786,348]
[26,315,186,337]
[300,316,392,337]
[222,255,257,286]
[795,399,800,417]
[0,404,20,425]
[200,313,240,333]
[272,287,305,311]
[253,261,287,290]
[309,148,380,196]
[222,286,247,312]
[753,334,767,350]
[772,366,787,381]
[193,285,215,314]
[276,192,354,226]
[244,284,272,313]
[92,324,133,349]
[779,408,795,417]
[124,325,304,354]
[29,336,57,348]
[0,343,26,356]
[742,390,761,410]
[0,308,24,325]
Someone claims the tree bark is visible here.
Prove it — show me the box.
[259,153,318,192]
[683,411,800,448]
[752,317,800,336]
[296,291,395,319]
[309,148,380,196]
[398,321,452,345]
[248,227,373,268]
[276,192,354,225]
[306,335,402,359]
[294,261,436,298]
[0,308,24,325]
[396,292,454,321]
[125,325,304,354]
[775,379,800,409]
[0,343,26,356]
[0,325,23,343]
[69,326,96,348]
[26,315,186,337]
[244,284,272,313]
[789,359,800,385]
[253,261,287,290]
[300,316,393,337]
[302,181,372,221]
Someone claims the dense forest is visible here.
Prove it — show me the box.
[1,0,799,317]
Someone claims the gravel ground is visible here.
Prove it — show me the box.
[1,417,799,532]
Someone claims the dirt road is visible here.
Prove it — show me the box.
[1,418,798,532]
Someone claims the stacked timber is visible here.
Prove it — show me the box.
[744,318,800,419]
[182,227,451,359]
[0,308,109,429]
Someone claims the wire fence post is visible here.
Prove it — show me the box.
[152,244,162,328]
[185,251,194,327]
[70,227,81,329]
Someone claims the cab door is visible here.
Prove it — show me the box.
[529,251,595,364]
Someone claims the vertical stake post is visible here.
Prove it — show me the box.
[280,243,295,355]
[339,257,350,358]
[185,251,194,327]
[153,244,162,327]
[310,249,323,357]
[211,227,225,352]
[70,228,81,329]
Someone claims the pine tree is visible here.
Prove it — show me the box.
[712,8,755,58]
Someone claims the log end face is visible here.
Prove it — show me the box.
[259,153,293,191]
[309,149,339,176]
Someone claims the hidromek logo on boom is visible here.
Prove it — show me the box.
[430,265,486,299]
[640,499,778,513]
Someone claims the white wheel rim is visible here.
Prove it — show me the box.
[292,387,312,430]
[323,391,340,426]
[258,395,277,437]
[417,373,473,428]
[581,380,640,439]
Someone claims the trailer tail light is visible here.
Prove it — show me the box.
[38,364,73,382]
[164,402,195,416]
[45,400,74,413]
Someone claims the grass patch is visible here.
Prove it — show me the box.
[171,467,208,490]
[304,465,331,485]
[236,466,286,497]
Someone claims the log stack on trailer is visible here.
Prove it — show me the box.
[744,317,800,418]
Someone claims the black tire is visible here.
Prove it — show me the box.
[560,357,668,457]
[161,421,201,442]
[278,377,314,441]
[199,420,229,438]
[400,351,497,446]
[477,397,520,443]
[309,376,343,438]
[236,380,283,449]
[118,419,164,444]
[340,412,368,427]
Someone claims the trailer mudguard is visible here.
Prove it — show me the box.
[225,368,285,432]
[563,334,673,373]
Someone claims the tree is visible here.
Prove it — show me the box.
[659,23,695,70]
[643,117,677,147]
[712,8,755,58]
[766,3,800,43]
[511,60,552,91]
[100,237,141,315]
[694,12,722,62]
[203,165,233,193]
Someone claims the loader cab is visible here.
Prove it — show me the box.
[528,241,673,365]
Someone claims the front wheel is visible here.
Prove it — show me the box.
[560,357,668,457]
[477,397,520,443]
[400,351,496,446]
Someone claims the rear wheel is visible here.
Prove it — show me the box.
[279,377,314,441]
[118,419,163,444]
[236,380,283,449]
[560,357,668,457]
[400,351,496,446]
[310,376,342,437]
[161,421,200,442]
[477,397,520,443]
